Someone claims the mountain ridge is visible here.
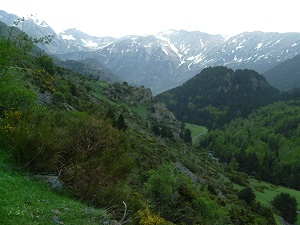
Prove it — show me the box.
[1,10,300,94]
[264,54,300,91]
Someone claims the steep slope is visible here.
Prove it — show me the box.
[201,101,300,190]
[263,54,300,90]
[156,66,280,128]
[60,58,120,83]
[2,21,298,224]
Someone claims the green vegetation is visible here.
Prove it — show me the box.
[0,148,110,225]
[1,19,299,224]
[201,101,300,190]
[156,66,280,129]
[251,179,300,225]
[185,123,207,145]
[271,192,297,224]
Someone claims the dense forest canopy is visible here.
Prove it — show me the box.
[201,101,300,190]
[156,66,281,129]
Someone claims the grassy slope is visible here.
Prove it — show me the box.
[250,179,300,225]
[185,123,208,145]
[0,148,110,225]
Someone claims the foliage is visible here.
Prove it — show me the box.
[183,128,192,143]
[0,72,36,113]
[0,19,52,77]
[137,208,174,225]
[0,21,294,224]
[156,66,280,129]
[144,164,177,209]
[201,101,300,189]
[117,113,128,130]
[60,113,133,206]
[0,148,111,225]
[271,192,298,224]
[0,107,62,171]
[1,106,133,207]
[238,187,256,205]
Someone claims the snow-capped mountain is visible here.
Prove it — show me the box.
[1,10,300,94]
[0,10,56,38]
[58,30,300,94]
[0,10,115,54]
[57,28,115,53]
[0,10,64,53]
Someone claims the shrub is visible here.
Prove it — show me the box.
[1,107,134,207]
[60,114,133,206]
[238,187,256,205]
[144,164,177,207]
[137,208,174,225]
[1,107,62,171]
[271,192,297,224]
[0,73,36,111]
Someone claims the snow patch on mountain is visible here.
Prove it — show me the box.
[256,43,263,49]
[61,34,75,40]
[81,39,98,47]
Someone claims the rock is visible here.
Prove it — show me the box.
[51,209,62,215]
[33,175,63,192]
[174,162,205,184]
[52,216,64,224]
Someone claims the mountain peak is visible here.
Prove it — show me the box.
[26,14,49,28]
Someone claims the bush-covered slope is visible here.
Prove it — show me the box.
[0,149,111,225]
[1,20,298,225]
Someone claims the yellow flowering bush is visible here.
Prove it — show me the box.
[137,208,173,225]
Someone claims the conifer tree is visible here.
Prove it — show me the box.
[117,113,127,131]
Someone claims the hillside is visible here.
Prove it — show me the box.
[264,54,300,91]
[0,148,111,224]
[201,101,300,190]
[156,66,280,129]
[1,18,299,225]
[59,58,120,83]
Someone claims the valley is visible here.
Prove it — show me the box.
[0,10,300,225]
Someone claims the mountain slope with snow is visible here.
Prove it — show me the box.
[58,30,300,94]
[1,10,300,94]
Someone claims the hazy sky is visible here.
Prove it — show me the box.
[1,0,299,38]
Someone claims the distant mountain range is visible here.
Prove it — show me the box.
[1,10,300,94]
[263,54,300,91]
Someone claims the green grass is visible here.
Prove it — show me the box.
[185,123,208,145]
[0,148,110,225]
[251,179,300,225]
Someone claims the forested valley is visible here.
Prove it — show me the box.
[0,20,299,225]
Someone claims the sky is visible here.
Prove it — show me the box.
[1,0,299,38]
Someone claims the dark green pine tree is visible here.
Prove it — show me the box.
[238,187,256,205]
[183,128,192,143]
[271,193,297,224]
[117,114,127,131]
[152,124,160,136]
